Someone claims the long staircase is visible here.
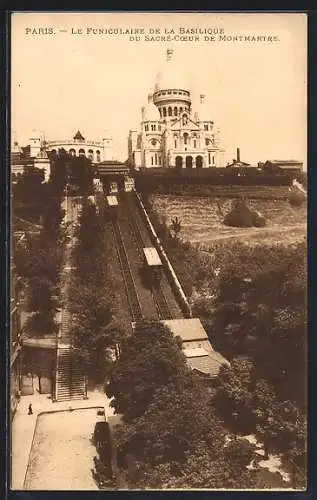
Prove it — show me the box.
[56,347,87,402]
[54,195,87,402]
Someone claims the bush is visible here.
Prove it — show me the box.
[224,200,254,228]
[252,211,267,228]
[289,190,306,207]
[24,311,59,336]
[224,200,267,228]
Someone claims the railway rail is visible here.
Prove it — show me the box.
[111,219,143,322]
[122,193,173,320]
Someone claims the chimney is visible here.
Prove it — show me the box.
[237,147,240,162]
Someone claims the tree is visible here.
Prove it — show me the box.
[223,199,266,228]
[215,360,306,483]
[26,276,59,313]
[67,155,93,193]
[157,439,260,489]
[69,283,121,382]
[224,199,254,227]
[215,357,256,434]
[24,311,58,337]
[252,379,281,459]
[115,379,223,462]
[106,320,190,421]
[289,189,305,207]
[114,381,263,489]
[14,240,62,284]
[170,216,182,238]
[210,241,306,409]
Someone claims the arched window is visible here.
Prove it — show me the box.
[175,156,183,169]
[155,153,158,165]
[196,156,203,168]
[179,107,183,113]
[208,153,211,164]
[96,150,101,162]
[174,140,177,148]
[168,107,172,116]
[163,107,167,117]
[87,149,94,161]
[205,138,210,146]
[212,155,215,164]
[78,148,85,156]
[158,156,161,165]
[159,109,162,118]
[186,156,193,168]
[151,156,154,165]
[69,149,76,156]
[193,140,197,148]
[174,107,178,116]
[145,124,149,131]
[183,133,189,145]
[204,124,209,131]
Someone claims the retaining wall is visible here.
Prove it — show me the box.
[134,190,192,318]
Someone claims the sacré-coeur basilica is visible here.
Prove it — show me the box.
[128,48,225,170]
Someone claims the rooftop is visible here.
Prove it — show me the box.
[73,130,85,141]
[95,161,130,175]
[183,347,209,358]
[162,318,208,342]
[188,350,230,377]
[143,247,162,266]
[106,195,118,206]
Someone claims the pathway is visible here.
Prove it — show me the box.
[55,194,86,400]
[11,389,114,490]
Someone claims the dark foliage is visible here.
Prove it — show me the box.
[106,320,190,421]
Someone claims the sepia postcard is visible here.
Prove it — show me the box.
[10,11,307,491]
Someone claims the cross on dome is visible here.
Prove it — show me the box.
[166,48,174,62]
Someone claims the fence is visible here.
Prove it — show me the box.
[134,190,192,318]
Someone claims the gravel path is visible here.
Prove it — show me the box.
[24,408,104,490]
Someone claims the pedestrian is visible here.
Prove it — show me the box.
[28,403,33,415]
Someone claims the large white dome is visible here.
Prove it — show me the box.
[154,49,190,93]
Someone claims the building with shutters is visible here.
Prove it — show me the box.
[128,48,225,170]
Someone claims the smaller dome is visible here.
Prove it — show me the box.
[74,130,85,141]
[12,141,22,153]
[37,147,49,159]
[197,94,212,122]
[143,92,160,121]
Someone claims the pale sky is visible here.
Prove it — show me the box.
[11,12,307,168]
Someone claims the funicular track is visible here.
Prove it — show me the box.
[121,193,172,320]
[111,218,143,322]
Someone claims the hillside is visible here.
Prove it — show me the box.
[150,195,306,247]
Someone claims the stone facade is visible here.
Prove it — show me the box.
[128,49,225,170]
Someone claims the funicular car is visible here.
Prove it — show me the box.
[142,247,162,286]
[109,182,118,195]
[124,176,135,192]
[105,195,118,220]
